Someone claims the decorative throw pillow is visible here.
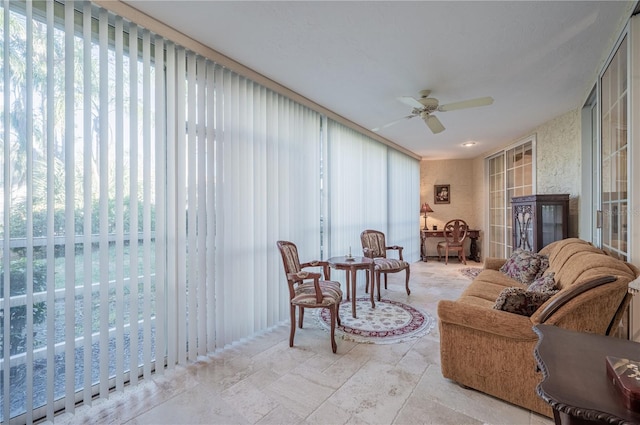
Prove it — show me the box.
[493,287,556,317]
[535,255,550,280]
[499,249,544,285]
[527,272,556,293]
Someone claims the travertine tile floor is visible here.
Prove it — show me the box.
[55,259,554,425]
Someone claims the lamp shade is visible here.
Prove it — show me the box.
[421,203,434,214]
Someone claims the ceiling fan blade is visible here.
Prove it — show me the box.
[438,96,494,112]
[371,115,415,132]
[397,96,424,109]
[424,114,445,134]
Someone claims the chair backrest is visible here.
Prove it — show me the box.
[360,229,387,258]
[443,219,468,246]
[277,240,301,275]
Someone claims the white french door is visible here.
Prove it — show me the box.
[600,35,629,262]
[486,138,535,258]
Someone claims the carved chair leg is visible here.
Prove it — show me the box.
[384,274,388,290]
[289,304,296,347]
[405,268,411,296]
[461,250,467,265]
[377,271,382,301]
[298,306,305,328]
[330,304,337,353]
[336,300,342,326]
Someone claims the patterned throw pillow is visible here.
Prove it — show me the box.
[536,255,550,280]
[499,249,545,285]
[493,287,556,317]
[527,272,556,293]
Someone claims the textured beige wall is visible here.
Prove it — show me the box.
[421,108,581,259]
[534,109,581,237]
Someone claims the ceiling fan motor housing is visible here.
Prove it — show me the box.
[418,97,439,112]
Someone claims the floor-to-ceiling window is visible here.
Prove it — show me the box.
[0,2,161,422]
[325,120,420,263]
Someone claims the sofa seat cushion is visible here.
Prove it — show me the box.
[466,269,525,291]
[458,269,527,307]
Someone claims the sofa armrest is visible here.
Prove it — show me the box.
[484,257,507,271]
[438,300,537,341]
[533,275,617,323]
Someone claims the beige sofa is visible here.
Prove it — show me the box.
[437,238,639,417]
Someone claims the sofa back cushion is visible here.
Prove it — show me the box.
[544,238,638,290]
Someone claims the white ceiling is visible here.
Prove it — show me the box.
[123,1,634,159]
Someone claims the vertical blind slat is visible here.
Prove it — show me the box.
[81,0,93,407]
[154,35,167,376]
[214,64,225,349]
[165,42,177,369]
[141,29,153,380]
[175,47,187,364]
[186,52,197,361]
[196,56,207,356]
[206,62,216,353]
[63,1,76,413]
[25,1,34,422]
[114,15,125,393]
[2,0,10,421]
[98,8,110,400]
[45,1,55,420]
[128,22,139,387]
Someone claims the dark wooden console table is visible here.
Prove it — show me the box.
[420,229,480,262]
[534,324,640,425]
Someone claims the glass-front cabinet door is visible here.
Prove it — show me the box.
[511,194,569,253]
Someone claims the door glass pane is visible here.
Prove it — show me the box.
[600,35,628,262]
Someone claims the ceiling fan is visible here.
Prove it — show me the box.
[372,90,494,134]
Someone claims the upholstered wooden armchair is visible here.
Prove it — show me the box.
[437,219,469,265]
[360,229,410,301]
[276,241,343,353]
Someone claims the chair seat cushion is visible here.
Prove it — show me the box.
[374,258,408,271]
[292,281,342,306]
[438,241,463,248]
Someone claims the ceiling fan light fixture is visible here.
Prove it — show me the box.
[462,141,477,147]
[376,89,494,136]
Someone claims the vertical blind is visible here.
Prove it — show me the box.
[0,2,163,421]
[0,1,418,423]
[326,120,420,261]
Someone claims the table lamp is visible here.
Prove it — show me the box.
[420,203,433,230]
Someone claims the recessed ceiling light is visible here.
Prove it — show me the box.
[462,141,477,147]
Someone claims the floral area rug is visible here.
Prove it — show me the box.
[316,298,435,344]
[459,267,483,280]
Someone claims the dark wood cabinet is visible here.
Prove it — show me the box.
[512,194,569,252]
